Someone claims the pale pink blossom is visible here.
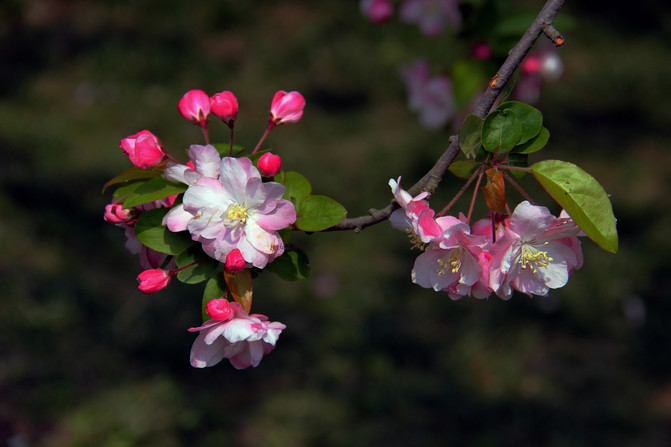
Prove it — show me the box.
[120,130,165,169]
[210,91,238,126]
[360,0,394,24]
[489,201,583,299]
[137,269,172,294]
[399,59,456,129]
[269,91,305,126]
[389,177,442,244]
[175,156,296,268]
[178,89,211,126]
[399,0,461,37]
[189,300,286,369]
[411,216,490,297]
[257,153,282,177]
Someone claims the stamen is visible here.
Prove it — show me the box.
[406,230,427,251]
[519,243,554,273]
[437,249,462,275]
[225,203,249,225]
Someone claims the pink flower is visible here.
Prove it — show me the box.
[210,91,238,126]
[257,153,282,177]
[104,202,134,224]
[225,248,247,273]
[178,89,211,126]
[389,177,442,244]
[489,201,583,299]
[120,130,165,169]
[269,90,305,126]
[177,156,296,268]
[137,269,172,294]
[472,43,492,61]
[400,0,461,37]
[206,298,235,321]
[360,0,394,24]
[399,59,456,129]
[411,216,490,298]
[189,300,286,369]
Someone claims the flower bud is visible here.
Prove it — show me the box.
[120,130,165,169]
[206,298,234,321]
[178,89,211,126]
[210,91,238,126]
[137,269,172,294]
[269,90,305,126]
[104,202,134,224]
[224,249,246,273]
[257,152,282,177]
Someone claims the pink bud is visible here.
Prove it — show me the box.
[104,203,134,224]
[178,89,211,126]
[120,130,165,169]
[137,269,172,294]
[224,249,246,273]
[269,90,305,126]
[206,298,234,321]
[210,91,238,126]
[257,152,282,177]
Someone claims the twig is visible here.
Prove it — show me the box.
[328,0,566,232]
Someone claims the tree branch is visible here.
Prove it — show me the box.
[329,0,566,232]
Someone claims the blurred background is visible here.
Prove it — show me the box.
[2,0,671,446]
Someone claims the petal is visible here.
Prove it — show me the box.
[253,199,297,231]
[219,157,260,203]
[245,219,283,255]
[190,332,227,368]
[162,204,192,232]
[189,144,221,178]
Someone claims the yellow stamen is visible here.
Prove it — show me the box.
[519,243,553,273]
[437,249,462,275]
[226,203,249,224]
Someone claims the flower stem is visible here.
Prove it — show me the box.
[228,124,235,157]
[200,123,210,145]
[501,170,536,205]
[467,167,486,223]
[252,123,275,155]
[438,165,483,217]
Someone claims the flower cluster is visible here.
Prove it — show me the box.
[104,88,306,369]
[390,179,583,299]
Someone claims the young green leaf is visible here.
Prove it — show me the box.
[482,109,522,153]
[266,249,310,281]
[497,101,543,144]
[448,160,479,179]
[531,160,618,253]
[458,114,484,158]
[515,126,550,154]
[175,246,220,284]
[122,176,187,209]
[296,195,347,232]
[102,164,165,194]
[134,208,196,255]
[276,171,312,206]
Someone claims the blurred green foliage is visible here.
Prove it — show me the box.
[2,1,671,446]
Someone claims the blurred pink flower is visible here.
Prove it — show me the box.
[189,300,286,369]
[400,0,461,37]
[360,0,394,24]
[399,59,456,129]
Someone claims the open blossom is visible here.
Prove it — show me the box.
[411,215,491,298]
[120,130,165,169]
[189,299,286,369]
[399,59,456,129]
[489,201,583,299]
[269,91,305,126]
[171,156,296,269]
[360,0,394,24]
[400,0,461,37]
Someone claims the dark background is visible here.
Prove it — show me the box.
[2,1,671,446]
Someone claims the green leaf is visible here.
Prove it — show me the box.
[506,153,529,178]
[276,171,312,206]
[102,164,165,194]
[531,160,618,253]
[134,208,196,255]
[482,109,522,153]
[458,114,484,158]
[498,101,543,144]
[266,249,310,281]
[515,127,550,154]
[202,274,228,321]
[449,160,479,179]
[175,246,220,284]
[112,180,145,202]
[122,176,187,209]
[212,143,246,158]
[296,195,347,232]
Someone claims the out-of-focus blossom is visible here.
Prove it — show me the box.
[137,269,172,294]
[360,0,394,24]
[269,91,305,126]
[516,50,563,103]
[257,153,282,177]
[120,130,165,169]
[189,300,286,369]
[399,59,456,129]
[210,91,238,127]
[400,0,461,37]
[472,42,493,61]
[178,89,211,127]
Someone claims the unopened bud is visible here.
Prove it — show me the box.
[137,269,172,294]
[178,89,211,126]
[224,249,246,273]
[210,91,238,126]
[206,298,234,321]
[257,152,282,177]
[269,90,305,126]
[120,130,165,169]
[104,203,134,224]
